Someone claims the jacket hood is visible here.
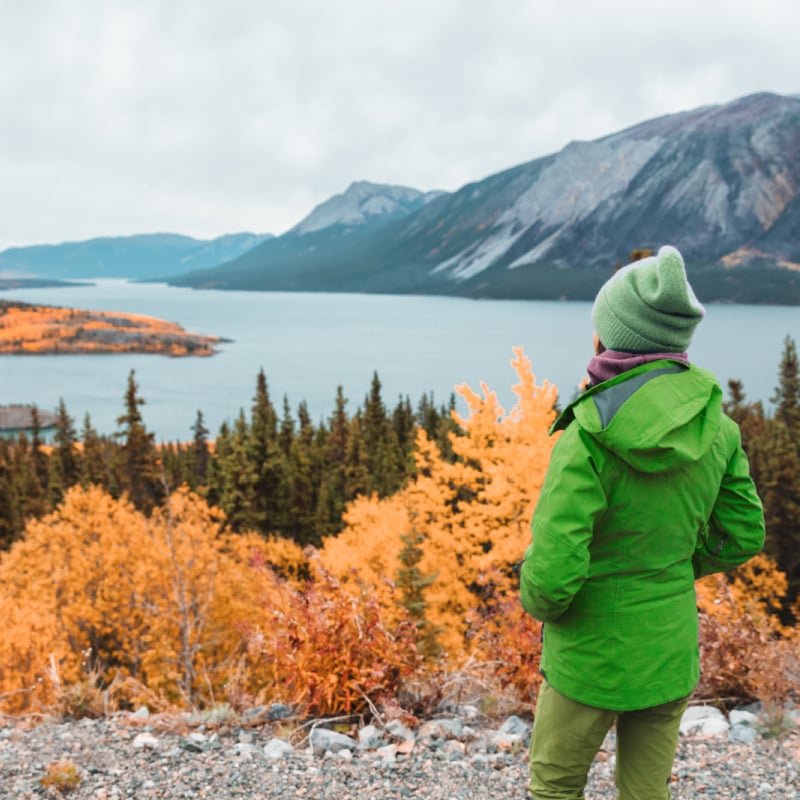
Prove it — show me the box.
[553,361,723,473]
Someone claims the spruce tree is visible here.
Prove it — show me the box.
[53,397,79,488]
[80,413,109,488]
[772,336,800,433]
[249,369,286,533]
[396,526,441,659]
[190,410,210,486]
[217,411,262,532]
[115,370,160,511]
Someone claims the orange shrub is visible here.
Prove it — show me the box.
[242,560,419,716]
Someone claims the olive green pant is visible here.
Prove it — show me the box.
[529,681,688,800]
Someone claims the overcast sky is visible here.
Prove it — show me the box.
[1,0,798,248]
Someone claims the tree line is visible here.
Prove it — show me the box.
[725,336,800,609]
[0,369,458,549]
[1,339,798,609]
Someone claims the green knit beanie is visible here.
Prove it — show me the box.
[591,245,705,353]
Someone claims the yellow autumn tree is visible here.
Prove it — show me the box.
[0,485,266,711]
[322,347,559,656]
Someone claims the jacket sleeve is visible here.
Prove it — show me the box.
[693,425,765,579]
[520,424,607,622]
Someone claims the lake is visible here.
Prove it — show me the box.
[1,281,797,441]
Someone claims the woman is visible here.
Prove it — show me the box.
[520,245,765,800]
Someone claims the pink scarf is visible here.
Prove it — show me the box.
[587,350,689,387]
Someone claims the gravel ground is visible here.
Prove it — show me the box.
[1,712,798,799]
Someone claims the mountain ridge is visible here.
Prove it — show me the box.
[0,232,273,281]
[171,91,800,303]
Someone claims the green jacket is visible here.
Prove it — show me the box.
[520,360,765,710]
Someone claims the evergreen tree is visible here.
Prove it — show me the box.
[115,370,161,511]
[344,413,370,500]
[315,387,350,538]
[0,439,19,549]
[216,411,262,532]
[29,405,49,490]
[760,420,800,603]
[396,526,441,659]
[80,413,109,488]
[279,395,295,457]
[362,372,403,496]
[53,397,79,489]
[190,410,210,486]
[772,336,800,433]
[249,369,287,532]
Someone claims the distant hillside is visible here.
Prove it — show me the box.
[172,92,800,304]
[0,232,272,281]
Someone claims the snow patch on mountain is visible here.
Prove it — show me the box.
[291,181,428,235]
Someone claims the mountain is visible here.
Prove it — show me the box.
[169,181,447,291]
[0,232,272,281]
[173,92,800,303]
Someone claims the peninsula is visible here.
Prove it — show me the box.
[0,299,221,356]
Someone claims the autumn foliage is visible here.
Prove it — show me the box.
[0,347,797,718]
[0,299,218,356]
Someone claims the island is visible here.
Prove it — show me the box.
[0,299,222,356]
[0,405,58,433]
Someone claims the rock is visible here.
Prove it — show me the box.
[130,706,150,721]
[376,743,397,763]
[457,704,480,719]
[188,732,207,744]
[460,725,478,742]
[203,704,237,725]
[396,739,415,755]
[263,738,294,760]
[385,720,415,742]
[358,724,384,750]
[729,709,758,727]
[601,730,616,752]
[336,748,353,762]
[498,715,530,737]
[237,730,254,744]
[418,718,465,743]
[309,728,357,755]
[443,740,466,760]
[132,733,159,750]
[680,706,730,738]
[491,716,530,751]
[729,724,759,744]
[232,742,259,758]
[178,737,204,753]
[267,703,293,721]
[241,705,267,724]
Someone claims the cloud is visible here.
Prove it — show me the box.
[0,0,798,247]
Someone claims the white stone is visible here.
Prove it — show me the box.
[309,728,357,755]
[188,732,207,744]
[130,706,150,720]
[263,738,294,759]
[679,706,730,738]
[376,743,397,763]
[336,748,353,762]
[233,742,259,759]
[132,733,159,750]
[729,709,758,727]
[729,724,758,744]
[358,724,384,750]
[385,719,415,742]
